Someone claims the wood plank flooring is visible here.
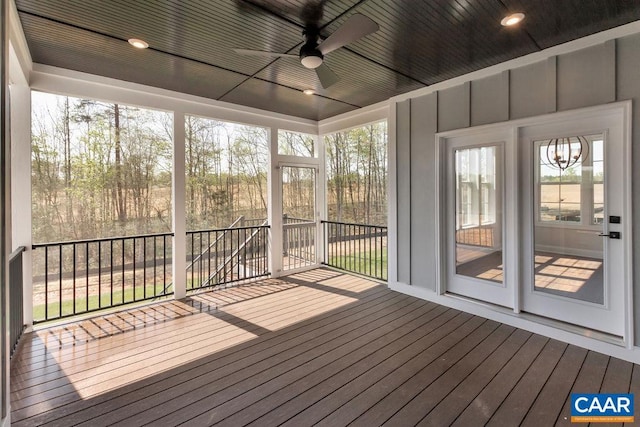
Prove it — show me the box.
[10,268,639,426]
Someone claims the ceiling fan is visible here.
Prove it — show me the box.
[234,4,379,89]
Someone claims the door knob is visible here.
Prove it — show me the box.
[599,231,621,239]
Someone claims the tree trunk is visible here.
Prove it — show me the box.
[114,104,126,223]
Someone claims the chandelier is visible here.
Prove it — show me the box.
[544,136,589,172]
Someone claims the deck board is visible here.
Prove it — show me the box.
[10,268,638,426]
[486,339,568,426]
[418,328,532,426]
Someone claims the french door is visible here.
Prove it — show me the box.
[443,129,517,308]
[519,110,628,337]
[440,103,631,339]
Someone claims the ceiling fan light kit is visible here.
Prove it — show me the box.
[300,44,323,69]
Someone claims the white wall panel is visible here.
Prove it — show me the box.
[510,58,556,119]
[557,42,616,111]
[437,83,470,132]
[471,72,509,126]
[410,93,438,290]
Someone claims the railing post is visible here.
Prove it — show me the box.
[268,128,282,277]
[172,111,186,299]
[282,213,288,256]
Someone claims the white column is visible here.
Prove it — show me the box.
[387,102,398,285]
[172,111,186,299]
[316,132,327,264]
[268,127,282,277]
[9,81,31,329]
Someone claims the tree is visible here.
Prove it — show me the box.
[324,121,388,225]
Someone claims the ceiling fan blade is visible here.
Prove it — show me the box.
[234,48,298,59]
[318,13,379,55]
[315,63,339,89]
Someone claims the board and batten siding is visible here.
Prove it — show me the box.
[394,33,640,342]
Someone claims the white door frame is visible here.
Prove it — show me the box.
[268,129,323,277]
[277,162,321,274]
[519,106,630,339]
[435,101,633,345]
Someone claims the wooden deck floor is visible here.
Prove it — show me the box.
[10,268,639,426]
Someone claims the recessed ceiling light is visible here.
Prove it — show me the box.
[501,13,525,27]
[303,89,315,95]
[128,38,149,49]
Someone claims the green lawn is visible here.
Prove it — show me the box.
[328,248,388,280]
[33,283,172,322]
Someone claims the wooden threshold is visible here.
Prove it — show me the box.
[10,268,639,426]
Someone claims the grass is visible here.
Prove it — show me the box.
[328,248,388,280]
[33,283,172,322]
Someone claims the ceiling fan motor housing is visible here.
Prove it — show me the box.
[300,44,323,68]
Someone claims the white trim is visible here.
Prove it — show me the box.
[317,133,327,263]
[318,102,390,135]
[389,280,640,364]
[8,0,32,81]
[172,111,187,299]
[622,100,634,349]
[275,154,321,167]
[510,126,520,313]
[8,43,26,86]
[434,135,444,295]
[268,128,281,277]
[387,102,398,285]
[435,101,632,139]
[390,20,640,104]
[29,64,318,134]
[9,83,32,329]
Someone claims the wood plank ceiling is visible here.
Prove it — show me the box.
[15,0,640,120]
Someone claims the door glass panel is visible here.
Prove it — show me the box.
[454,145,503,284]
[281,166,316,271]
[533,134,604,304]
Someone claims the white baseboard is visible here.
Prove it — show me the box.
[389,281,640,364]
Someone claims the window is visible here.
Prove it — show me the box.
[324,121,388,225]
[592,140,604,224]
[455,146,497,230]
[184,115,268,230]
[278,130,315,157]
[536,135,603,226]
[31,91,173,243]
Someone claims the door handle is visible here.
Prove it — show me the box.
[599,231,621,239]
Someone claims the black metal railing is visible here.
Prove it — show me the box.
[32,233,173,323]
[283,216,316,271]
[9,246,26,357]
[322,220,388,281]
[456,225,495,248]
[186,224,269,291]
